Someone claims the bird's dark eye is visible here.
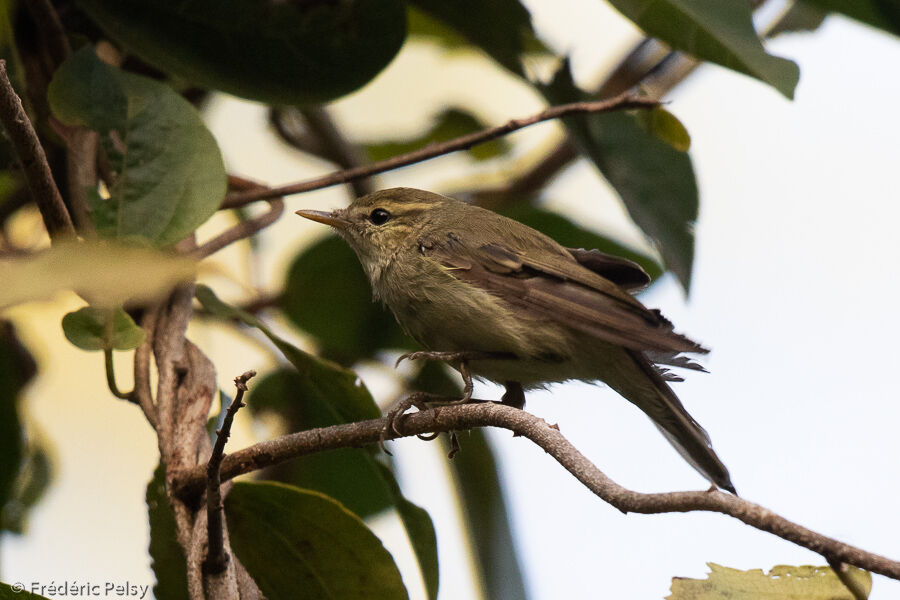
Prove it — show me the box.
[368,208,391,225]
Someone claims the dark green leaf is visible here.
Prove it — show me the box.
[62,306,145,351]
[1,441,51,534]
[667,563,871,599]
[0,321,36,533]
[48,47,226,246]
[196,285,381,420]
[0,582,51,599]
[75,0,407,105]
[606,0,799,98]
[766,2,829,37]
[801,0,900,37]
[281,236,412,365]
[408,0,546,76]
[443,430,530,600]
[146,463,189,600]
[249,369,393,518]
[499,204,664,282]
[377,464,439,600]
[366,108,511,162]
[226,481,408,600]
[541,63,697,290]
[406,6,468,48]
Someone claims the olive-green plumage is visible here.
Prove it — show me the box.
[297,187,735,493]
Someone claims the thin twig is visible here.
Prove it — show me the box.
[298,106,375,198]
[193,176,284,258]
[0,60,74,238]
[205,370,256,576]
[133,305,159,428]
[192,198,284,259]
[826,556,869,600]
[172,402,900,581]
[221,93,659,208]
[103,348,134,401]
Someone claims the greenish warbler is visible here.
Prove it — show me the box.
[297,187,735,493]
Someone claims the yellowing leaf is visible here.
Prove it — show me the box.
[668,563,871,599]
[0,241,196,309]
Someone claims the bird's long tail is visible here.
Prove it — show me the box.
[607,350,736,494]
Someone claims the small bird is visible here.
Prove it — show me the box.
[297,187,735,493]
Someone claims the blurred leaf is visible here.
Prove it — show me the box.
[226,481,408,600]
[442,429,530,600]
[0,582,51,599]
[499,204,664,281]
[1,440,52,535]
[408,0,546,76]
[146,463,189,600]
[249,369,393,518]
[634,107,692,152]
[0,321,36,533]
[376,463,439,600]
[667,563,871,599]
[541,62,697,291]
[767,3,829,37]
[196,285,381,422]
[49,47,226,246]
[605,0,799,98]
[802,0,900,37]
[407,6,468,48]
[62,306,145,351]
[0,241,197,309]
[281,236,412,365]
[75,0,407,105]
[366,108,511,162]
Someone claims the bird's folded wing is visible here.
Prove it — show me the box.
[565,247,651,291]
[426,238,706,356]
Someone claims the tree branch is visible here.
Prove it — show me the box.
[220,93,659,209]
[205,370,255,576]
[0,60,74,238]
[172,402,900,581]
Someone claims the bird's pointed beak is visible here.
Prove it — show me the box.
[295,209,350,230]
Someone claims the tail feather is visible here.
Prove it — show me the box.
[611,351,736,494]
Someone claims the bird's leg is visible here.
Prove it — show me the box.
[382,350,517,453]
[501,381,526,409]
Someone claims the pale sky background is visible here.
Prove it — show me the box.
[4,2,900,599]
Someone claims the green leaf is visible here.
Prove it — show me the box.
[408,0,546,76]
[196,284,381,420]
[499,204,664,282]
[442,430,530,600]
[281,236,412,365]
[0,321,36,532]
[378,464,439,600]
[801,0,900,37]
[634,107,692,152]
[225,481,408,600]
[248,369,393,518]
[0,240,197,309]
[606,0,799,98]
[48,47,226,247]
[541,63,697,291]
[667,563,872,599]
[0,582,51,599]
[766,2,829,38]
[62,306,145,352]
[75,0,407,105]
[146,463,189,600]
[366,107,511,162]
